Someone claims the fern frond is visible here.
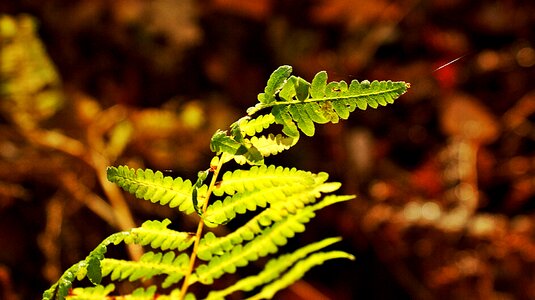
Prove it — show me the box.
[107,166,206,214]
[205,237,344,299]
[101,221,194,287]
[44,265,78,300]
[209,130,246,156]
[43,231,125,300]
[43,219,193,299]
[204,167,333,227]
[145,289,189,300]
[67,284,115,300]
[204,184,308,226]
[213,165,316,196]
[204,170,335,227]
[198,193,352,261]
[46,64,408,300]
[68,286,186,300]
[122,287,192,300]
[194,202,323,285]
[196,194,353,268]
[210,129,297,165]
[249,250,355,300]
[269,182,345,214]
[247,66,410,137]
[102,251,189,288]
[210,106,298,165]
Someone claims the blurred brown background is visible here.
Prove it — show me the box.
[0,0,534,299]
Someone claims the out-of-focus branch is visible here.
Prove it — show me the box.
[85,104,142,261]
[9,102,142,261]
[59,172,117,228]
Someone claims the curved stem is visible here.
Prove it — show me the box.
[179,156,224,299]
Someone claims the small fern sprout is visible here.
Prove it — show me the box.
[43,65,409,300]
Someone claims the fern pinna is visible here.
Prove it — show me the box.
[44,65,409,300]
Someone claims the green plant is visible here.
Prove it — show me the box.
[43,65,409,300]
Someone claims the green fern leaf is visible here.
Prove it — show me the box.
[212,113,299,164]
[257,65,292,104]
[210,130,265,165]
[197,194,352,264]
[209,130,247,155]
[146,289,187,300]
[204,170,335,227]
[194,207,316,284]
[43,231,124,300]
[107,166,203,214]
[238,114,276,136]
[205,237,343,299]
[86,256,102,285]
[232,146,265,166]
[71,285,160,300]
[250,250,355,300]
[43,219,193,300]
[102,251,189,286]
[198,194,351,262]
[310,71,327,98]
[213,165,316,196]
[288,103,315,136]
[126,219,195,251]
[129,286,158,299]
[67,284,115,299]
[76,232,126,284]
[249,134,297,157]
[277,75,296,101]
[43,268,77,300]
[271,105,300,138]
[204,183,312,226]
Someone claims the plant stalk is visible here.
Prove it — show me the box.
[179,156,224,299]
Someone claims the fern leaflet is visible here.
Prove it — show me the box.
[248,134,297,157]
[237,114,276,136]
[107,166,207,214]
[127,219,195,251]
[102,251,189,288]
[68,284,115,299]
[213,165,317,196]
[249,250,354,300]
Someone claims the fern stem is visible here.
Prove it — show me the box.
[179,156,224,299]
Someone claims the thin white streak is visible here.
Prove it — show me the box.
[433,54,468,72]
